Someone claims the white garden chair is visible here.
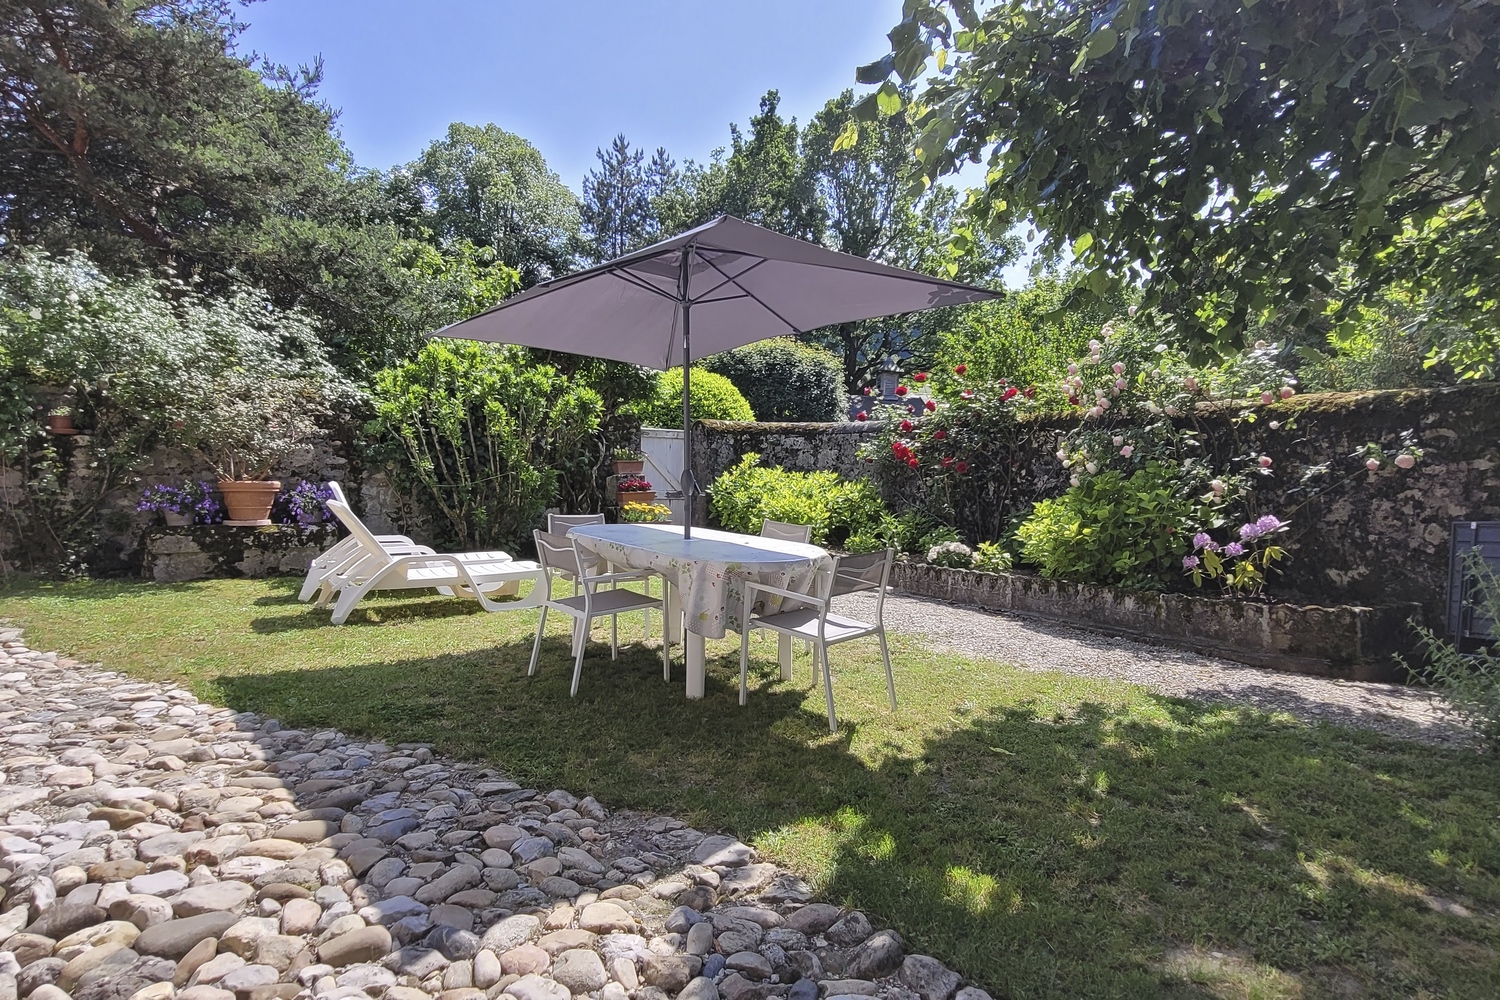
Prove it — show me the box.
[297,482,426,603]
[759,519,813,544]
[528,530,669,697]
[318,500,544,625]
[548,512,658,642]
[754,519,814,648]
[738,548,896,733]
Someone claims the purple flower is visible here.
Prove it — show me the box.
[1255,514,1284,533]
[1193,532,1213,551]
[1239,522,1264,541]
[1223,542,1245,557]
[1182,555,1200,570]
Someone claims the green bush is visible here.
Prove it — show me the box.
[972,541,1014,573]
[638,367,754,426]
[701,338,845,422]
[1016,461,1209,590]
[0,250,350,573]
[708,452,884,546]
[369,341,601,552]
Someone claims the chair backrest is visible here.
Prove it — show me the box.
[830,548,894,598]
[549,512,605,533]
[327,481,349,505]
[533,529,585,585]
[760,519,813,544]
[325,500,390,561]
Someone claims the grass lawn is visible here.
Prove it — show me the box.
[1,576,1497,1000]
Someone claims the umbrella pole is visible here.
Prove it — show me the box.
[679,246,694,539]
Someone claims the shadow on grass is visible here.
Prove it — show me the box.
[211,640,1500,1000]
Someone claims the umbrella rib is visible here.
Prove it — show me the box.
[686,256,769,304]
[608,266,682,302]
[698,254,802,335]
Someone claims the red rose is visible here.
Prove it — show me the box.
[1024,386,1036,398]
[955,364,967,375]
[914,372,928,382]
[955,461,970,474]
[925,400,936,412]
[856,412,868,421]
[1003,386,1018,400]
[895,385,908,396]
[934,429,947,440]
[907,457,919,469]
[941,456,954,468]
[961,390,973,399]
[863,387,871,395]
[900,419,913,432]
[1068,395,1080,406]
[892,442,905,456]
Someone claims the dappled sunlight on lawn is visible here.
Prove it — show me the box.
[2,576,1497,998]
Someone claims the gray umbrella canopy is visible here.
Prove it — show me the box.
[434,214,1001,535]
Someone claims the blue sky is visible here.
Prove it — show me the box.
[239,0,908,191]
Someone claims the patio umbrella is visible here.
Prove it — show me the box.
[433,214,1001,536]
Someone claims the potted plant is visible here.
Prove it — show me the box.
[46,406,78,436]
[136,482,223,527]
[620,501,672,524]
[271,480,335,526]
[176,371,327,525]
[612,448,646,476]
[616,474,656,506]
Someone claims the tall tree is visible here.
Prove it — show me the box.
[866,0,1500,359]
[407,122,583,287]
[0,0,345,271]
[799,91,1017,385]
[580,134,649,261]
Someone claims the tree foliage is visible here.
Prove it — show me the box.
[406,123,583,287]
[868,0,1500,358]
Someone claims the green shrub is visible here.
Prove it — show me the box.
[1410,555,1500,745]
[369,341,602,552]
[0,250,349,573]
[701,338,845,422]
[638,367,754,426]
[973,541,1014,573]
[1016,461,1209,590]
[708,452,884,546]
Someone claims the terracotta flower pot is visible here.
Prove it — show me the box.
[612,459,645,476]
[218,479,281,524]
[46,414,78,435]
[618,489,656,506]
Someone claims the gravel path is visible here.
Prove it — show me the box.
[837,591,1468,746]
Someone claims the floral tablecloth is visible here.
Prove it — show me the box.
[569,523,832,639]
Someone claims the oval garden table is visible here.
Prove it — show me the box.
[569,523,833,699]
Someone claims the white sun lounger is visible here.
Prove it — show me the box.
[297,482,430,604]
[318,499,545,624]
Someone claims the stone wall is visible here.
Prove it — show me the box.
[692,384,1500,626]
[0,427,408,577]
[894,562,1420,679]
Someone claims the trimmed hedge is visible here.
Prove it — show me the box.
[701,337,845,422]
[639,367,754,427]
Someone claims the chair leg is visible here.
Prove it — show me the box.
[660,617,671,680]
[610,613,619,661]
[878,629,896,711]
[570,614,589,697]
[528,606,549,677]
[819,642,837,733]
[739,626,751,706]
